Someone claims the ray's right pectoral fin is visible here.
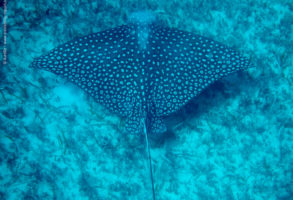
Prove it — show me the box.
[149,116,167,134]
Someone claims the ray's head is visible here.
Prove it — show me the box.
[128,10,159,50]
[128,10,157,25]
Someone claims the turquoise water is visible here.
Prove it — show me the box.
[1,0,293,200]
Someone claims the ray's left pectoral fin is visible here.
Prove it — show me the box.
[125,116,142,134]
[124,106,145,134]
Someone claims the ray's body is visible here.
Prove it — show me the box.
[31,12,251,200]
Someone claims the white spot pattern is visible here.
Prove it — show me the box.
[31,23,250,134]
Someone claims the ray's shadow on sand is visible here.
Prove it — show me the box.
[149,71,252,147]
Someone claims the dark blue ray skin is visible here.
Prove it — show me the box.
[31,22,250,134]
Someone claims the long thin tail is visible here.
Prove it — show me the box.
[144,123,156,200]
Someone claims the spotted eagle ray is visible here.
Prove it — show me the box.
[31,11,251,200]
